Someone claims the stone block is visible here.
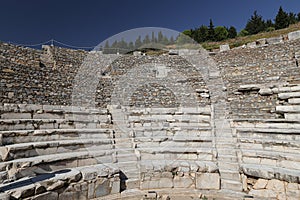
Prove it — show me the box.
[158,178,173,188]
[32,192,58,200]
[286,190,300,200]
[266,179,285,192]
[249,189,277,198]
[195,173,220,190]
[94,179,110,198]
[173,176,194,188]
[220,44,230,52]
[246,42,256,48]
[288,30,300,41]
[253,178,268,189]
[266,36,283,44]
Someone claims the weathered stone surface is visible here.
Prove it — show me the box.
[196,173,220,190]
[32,192,58,200]
[288,30,300,41]
[266,179,285,192]
[249,189,277,198]
[253,178,268,189]
[173,176,193,188]
[220,44,230,52]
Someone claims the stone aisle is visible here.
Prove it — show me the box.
[183,52,243,192]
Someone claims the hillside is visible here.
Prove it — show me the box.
[201,22,300,51]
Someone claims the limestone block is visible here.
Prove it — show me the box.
[0,193,9,200]
[286,183,298,190]
[276,105,300,113]
[94,179,110,198]
[278,92,300,100]
[47,180,65,191]
[249,189,277,198]
[140,180,159,190]
[284,113,300,120]
[288,98,300,104]
[266,179,284,192]
[288,30,300,41]
[32,192,59,200]
[259,88,273,96]
[238,84,261,92]
[246,42,256,48]
[241,174,248,191]
[256,38,266,45]
[253,179,268,189]
[173,176,194,188]
[266,36,283,44]
[10,184,35,199]
[87,182,95,199]
[286,190,300,200]
[195,173,220,190]
[158,177,173,188]
[126,179,140,189]
[220,44,230,52]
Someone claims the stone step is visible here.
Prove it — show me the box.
[0,139,115,161]
[0,129,113,145]
[218,162,240,171]
[241,149,300,162]
[116,153,138,162]
[221,179,243,191]
[0,119,110,131]
[220,170,241,181]
[217,155,238,162]
[241,163,300,183]
[0,163,119,198]
[0,150,118,182]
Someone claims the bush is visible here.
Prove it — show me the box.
[266,27,275,32]
[238,29,249,37]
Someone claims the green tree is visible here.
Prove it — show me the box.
[238,29,249,37]
[275,6,289,30]
[288,12,297,24]
[182,29,192,37]
[194,25,208,42]
[227,26,237,38]
[214,26,228,41]
[297,12,300,22]
[265,19,274,28]
[207,19,215,41]
[245,11,265,34]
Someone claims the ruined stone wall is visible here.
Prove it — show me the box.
[213,39,300,119]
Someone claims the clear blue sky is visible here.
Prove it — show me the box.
[0,0,299,48]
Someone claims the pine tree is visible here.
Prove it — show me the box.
[275,6,289,30]
[207,19,215,41]
[195,25,208,42]
[288,12,297,25]
[298,12,300,22]
[245,11,265,34]
[228,26,237,38]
